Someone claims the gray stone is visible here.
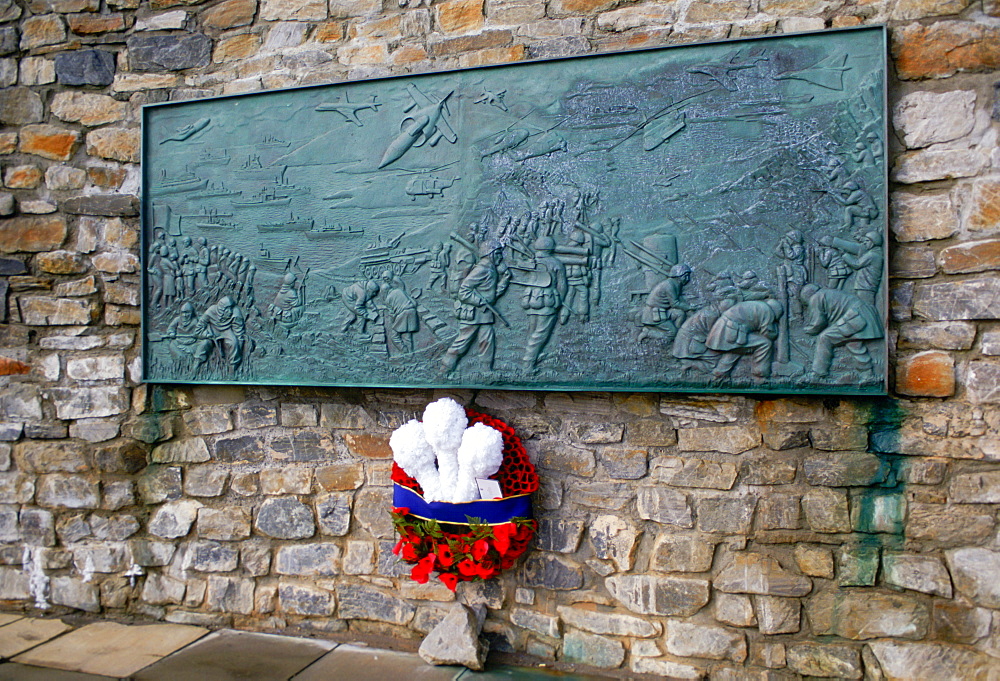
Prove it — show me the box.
[572,482,632,510]
[352,488,393,538]
[213,434,265,463]
[510,608,559,637]
[137,465,183,503]
[758,493,800,530]
[70,419,120,443]
[20,508,55,546]
[913,277,1000,320]
[197,507,250,540]
[14,441,88,473]
[278,582,335,616]
[838,545,879,586]
[787,643,861,679]
[73,542,129,572]
[636,487,692,527]
[0,384,42,419]
[0,472,34,503]
[756,596,800,634]
[185,466,228,497]
[950,471,1000,504]
[189,540,239,572]
[803,452,890,486]
[57,514,92,543]
[714,593,756,627]
[459,579,505,610]
[275,543,341,576]
[149,500,201,538]
[0,567,30,599]
[49,387,130,419]
[807,590,929,640]
[677,425,760,453]
[24,422,69,439]
[868,641,998,680]
[50,576,100,612]
[337,584,415,624]
[945,547,1000,607]
[95,440,146,474]
[37,474,100,509]
[419,604,488,671]
[892,90,976,149]
[237,402,279,429]
[561,629,625,669]
[598,447,647,479]
[605,575,710,616]
[536,518,584,553]
[182,407,232,435]
[55,49,115,85]
[90,514,140,540]
[0,505,18,542]
[894,147,987,184]
[62,195,139,217]
[0,423,24,442]
[205,575,254,614]
[0,87,44,125]
[908,502,995,543]
[898,321,976,350]
[533,442,596,477]
[260,468,312,495]
[342,541,374,575]
[128,33,213,71]
[151,438,210,464]
[626,420,677,446]
[650,534,715,573]
[588,515,640,571]
[883,552,952,598]
[376,539,409,577]
[0,257,27,275]
[697,496,756,534]
[523,554,584,590]
[319,402,373,429]
[967,361,1000,403]
[664,620,747,663]
[142,571,186,605]
[255,497,314,539]
[802,488,851,533]
[0,27,18,55]
[652,456,738,489]
[268,429,338,462]
[129,540,175,567]
[565,420,624,444]
[715,553,811,597]
[556,605,660,637]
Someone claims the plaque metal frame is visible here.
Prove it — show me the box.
[141,26,888,395]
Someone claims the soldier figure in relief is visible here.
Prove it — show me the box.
[638,264,692,342]
[441,243,510,373]
[799,283,883,381]
[705,298,784,381]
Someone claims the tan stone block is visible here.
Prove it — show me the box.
[892,0,971,21]
[457,45,524,67]
[315,462,364,491]
[831,15,862,26]
[893,21,1000,80]
[36,250,86,274]
[19,125,80,162]
[437,0,483,33]
[597,3,676,32]
[203,0,255,28]
[890,191,957,242]
[337,41,389,64]
[907,502,995,543]
[0,133,17,155]
[20,296,98,325]
[549,0,619,14]
[45,165,87,190]
[105,304,140,326]
[685,0,751,22]
[486,0,545,23]
[4,165,43,189]
[329,0,380,17]
[314,21,344,42]
[967,178,1000,234]
[87,166,127,190]
[51,92,129,126]
[342,432,391,458]
[0,215,67,253]
[19,57,56,85]
[428,29,511,55]
[260,0,325,21]
[68,11,125,33]
[896,351,954,398]
[807,590,929,640]
[213,34,259,62]
[112,73,180,93]
[939,239,1000,274]
[20,14,67,48]
[347,14,402,39]
[86,127,140,163]
[794,544,834,578]
[391,43,429,64]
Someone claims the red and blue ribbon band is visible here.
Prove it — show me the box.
[393,483,532,526]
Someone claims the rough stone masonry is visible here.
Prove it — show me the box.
[2,0,1000,678]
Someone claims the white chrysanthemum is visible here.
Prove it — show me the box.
[453,422,504,502]
[389,419,442,501]
[421,397,467,494]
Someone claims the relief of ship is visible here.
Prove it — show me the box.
[259,135,290,148]
[256,244,289,269]
[197,148,231,165]
[306,222,365,237]
[238,154,266,171]
[179,207,238,229]
[154,168,207,195]
[258,212,314,231]
[231,189,291,207]
[191,181,241,198]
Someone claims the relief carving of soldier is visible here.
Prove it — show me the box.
[705,298,784,381]
[520,236,568,371]
[441,242,510,373]
[638,264,692,342]
[197,296,248,368]
[799,283,882,381]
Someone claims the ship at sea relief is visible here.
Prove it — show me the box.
[142,27,888,394]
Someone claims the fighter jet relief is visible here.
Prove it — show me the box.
[379,84,458,168]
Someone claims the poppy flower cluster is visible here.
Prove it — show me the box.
[391,509,536,590]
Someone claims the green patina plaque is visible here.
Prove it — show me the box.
[142,26,888,394]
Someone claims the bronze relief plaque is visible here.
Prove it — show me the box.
[142,26,888,394]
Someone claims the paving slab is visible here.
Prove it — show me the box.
[0,617,73,659]
[12,621,208,678]
[293,644,465,681]
[134,629,338,681]
[0,615,22,628]
[0,662,114,680]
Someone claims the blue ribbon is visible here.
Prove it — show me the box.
[393,484,532,526]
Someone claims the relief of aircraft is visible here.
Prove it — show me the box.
[315,95,381,126]
[685,48,769,92]
[378,84,457,169]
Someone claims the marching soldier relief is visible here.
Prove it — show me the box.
[142,27,888,394]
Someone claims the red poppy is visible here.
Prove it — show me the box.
[439,572,459,591]
[435,544,455,567]
[411,562,431,584]
[392,507,410,515]
[472,538,490,561]
[401,542,420,562]
[392,539,403,556]
[457,559,479,577]
[493,523,516,555]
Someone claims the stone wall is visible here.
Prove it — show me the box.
[2,0,1000,677]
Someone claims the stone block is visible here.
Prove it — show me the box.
[275,543,341,576]
[837,545,879,586]
[420,604,487,671]
[697,496,755,534]
[128,33,213,71]
[260,468,312,495]
[556,605,659,637]
[896,351,952,397]
[892,245,937,279]
[4,165,43,189]
[197,507,250,540]
[898,321,976,350]
[908,502,995,544]
[892,90,976,149]
[18,125,79,161]
[533,442,595,477]
[536,518,584,553]
[588,515,640,571]
[337,584,415,624]
[564,420,624,444]
[945,547,1000,608]
[966,178,1000,234]
[758,494,799,530]
[37,474,99,508]
[802,488,850,533]
[967,361,1000,403]
[255,497,314,539]
[883,552,951,598]
[0,216,67,254]
[236,402,278,429]
[940,239,1000,275]
[511,608,559,638]
[677,425,759,453]
[803,452,889,487]
[50,387,129,419]
[13,441,88,474]
[55,49,114,85]
[652,456,737,489]
[72,542,129,572]
[182,407,232,436]
[352,488,392,538]
[21,296,98,325]
[523,554,584,590]
[315,462,364,491]
[241,542,271,577]
[868,641,999,680]
[189,540,239,572]
[893,21,1000,80]
[89,514,139,540]
[50,576,100,612]
[279,582,335,616]
[279,402,318,427]
[650,534,714,573]
[202,0,255,29]
[932,601,991,644]
[890,191,957,242]
[787,643,861,679]
[315,492,351,536]
[664,620,746,663]
[62,195,139,217]
[142,572,186,605]
[605,575,710,616]
[20,14,66,48]
[714,593,755,627]
[562,629,625,669]
[715,553,811,597]
[149,499,201,538]
[130,540,175,567]
[807,590,929,640]
[342,541,374,575]
[135,9,188,30]
[636,487,692,527]
[598,447,647,479]
[950,470,1000,503]
[204,575,254,614]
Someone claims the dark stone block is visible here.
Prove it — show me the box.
[94,441,148,474]
[0,27,18,56]
[336,584,415,625]
[23,422,69,439]
[214,434,264,463]
[61,195,139,217]
[55,49,116,86]
[255,497,314,539]
[522,554,584,590]
[0,280,7,323]
[0,325,32,348]
[536,518,584,553]
[0,258,27,276]
[376,540,409,577]
[0,87,44,125]
[128,33,212,72]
